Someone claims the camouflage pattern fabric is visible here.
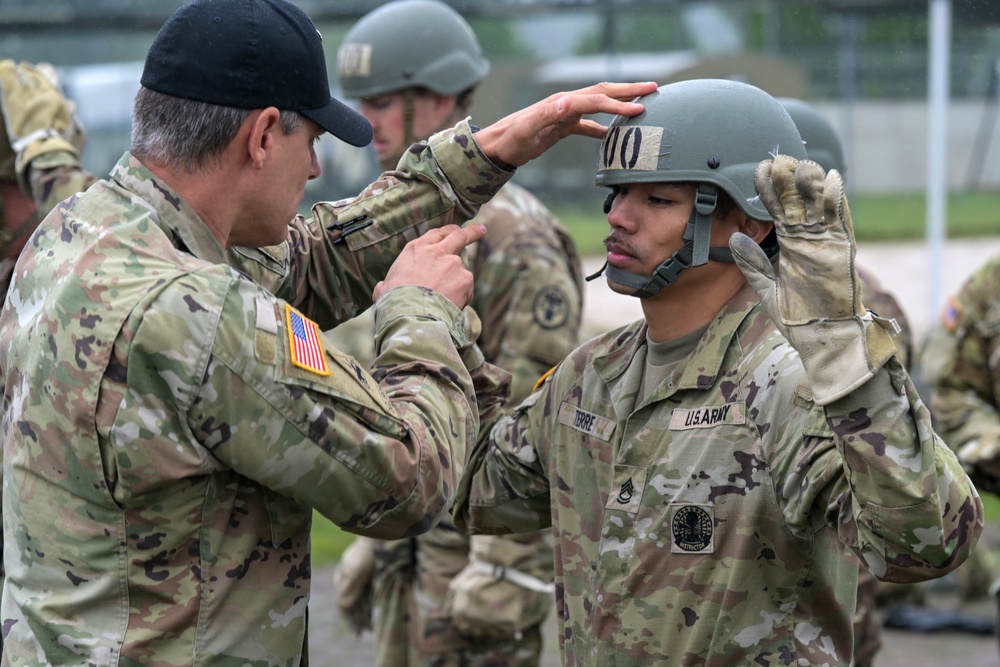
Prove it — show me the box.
[852,264,914,667]
[0,120,512,666]
[454,282,983,667]
[921,254,1000,494]
[332,181,582,666]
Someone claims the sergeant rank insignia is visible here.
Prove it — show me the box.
[670,504,714,554]
[286,305,330,376]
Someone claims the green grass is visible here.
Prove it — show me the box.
[983,493,1000,523]
[312,512,357,566]
[551,191,1000,256]
[311,190,1000,567]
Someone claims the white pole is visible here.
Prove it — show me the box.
[926,0,951,324]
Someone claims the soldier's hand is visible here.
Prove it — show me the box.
[956,435,1000,496]
[473,81,657,169]
[373,224,486,308]
[334,536,378,635]
[729,154,897,405]
[0,60,85,189]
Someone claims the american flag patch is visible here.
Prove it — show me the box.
[285,305,330,375]
[940,296,962,333]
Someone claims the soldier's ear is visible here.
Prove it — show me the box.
[739,217,772,244]
[245,107,282,169]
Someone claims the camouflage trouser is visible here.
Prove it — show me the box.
[372,525,545,667]
[853,565,882,667]
[373,538,415,667]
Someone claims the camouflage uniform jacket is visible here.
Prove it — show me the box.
[454,283,983,666]
[0,121,509,666]
[921,254,1000,490]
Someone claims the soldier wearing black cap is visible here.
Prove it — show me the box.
[0,0,656,663]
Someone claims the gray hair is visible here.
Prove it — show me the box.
[131,87,303,172]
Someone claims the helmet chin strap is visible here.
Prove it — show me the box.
[589,183,735,298]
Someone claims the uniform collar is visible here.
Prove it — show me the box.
[593,283,762,392]
[110,152,228,265]
[675,283,760,391]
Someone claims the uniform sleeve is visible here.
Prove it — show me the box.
[26,149,98,214]
[231,119,513,332]
[781,358,984,584]
[453,381,555,536]
[920,260,1000,487]
[154,274,483,539]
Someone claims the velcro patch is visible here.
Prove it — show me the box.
[254,298,278,365]
[597,125,666,174]
[669,403,744,430]
[285,305,330,376]
[604,464,646,516]
[256,297,278,334]
[337,43,373,77]
[557,402,615,441]
[670,504,715,554]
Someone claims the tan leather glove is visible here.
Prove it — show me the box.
[334,536,377,635]
[0,60,85,191]
[729,155,897,405]
[445,536,553,640]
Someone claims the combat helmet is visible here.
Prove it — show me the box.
[593,78,806,297]
[337,0,491,99]
[778,97,847,181]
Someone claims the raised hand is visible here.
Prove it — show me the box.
[473,81,657,169]
[729,154,897,405]
[0,60,85,187]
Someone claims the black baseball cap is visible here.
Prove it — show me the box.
[141,0,372,147]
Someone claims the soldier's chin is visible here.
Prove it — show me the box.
[606,276,642,297]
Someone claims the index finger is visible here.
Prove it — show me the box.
[431,223,487,256]
[549,84,658,123]
[570,81,659,101]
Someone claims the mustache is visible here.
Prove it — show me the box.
[603,234,638,258]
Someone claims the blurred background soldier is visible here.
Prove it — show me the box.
[333,0,583,667]
[921,255,1000,652]
[0,59,96,296]
[779,96,915,667]
[332,1,582,666]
